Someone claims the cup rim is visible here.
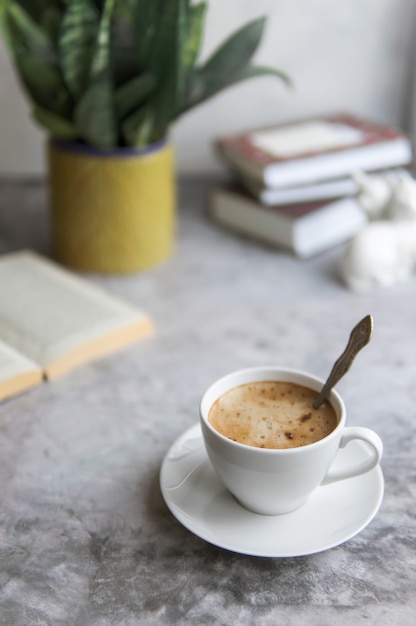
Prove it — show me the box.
[199,366,346,455]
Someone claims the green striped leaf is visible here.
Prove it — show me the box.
[184,64,292,112]
[183,1,206,69]
[196,17,267,101]
[32,105,78,138]
[90,0,115,79]
[132,0,162,68]
[114,74,155,120]
[75,71,117,148]
[8,1,55,63]
[42,5,64,49]
[122,105,154,148]
[73,0,117,148]
[233,64,292,88]
[175,0,188,116]
[16,1,45,22]
[59,0,99,97]
[111,12,139,86]
[13,49,63,108]
[148,0,182,137]
[0,0,10,47]
[112,38,138,87]
[177,1,206,114]
[180,17,291,113]
[114,0,135,20]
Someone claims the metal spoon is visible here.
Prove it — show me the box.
[313,314,373,409]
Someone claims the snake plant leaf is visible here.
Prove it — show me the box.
[122,104,155,148]
[59,0,99,98]
[214,63,292,93]
[114,74,155,120]
[189,16,268,107]
[179,62,291,115]
[183,1,206,69]
[8,1,55,63]
[53,88,74,119]
[181,63,292,115]
[90,0,115,79]
[175,0,190,116]
[74,0,116,148]
[12,48,63,108]
[111,11,139,86]
[42,5,65,49]
[148,0,183,138]
[75,70,117,148]
[16,0,45,21]
[0,0,12,50]
[132,0,161,68]
[32,105,78,138]
[176,1,206,115]
[112,40,138,87]
[114,0,134,19]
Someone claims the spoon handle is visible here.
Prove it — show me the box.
[313,315,373,409]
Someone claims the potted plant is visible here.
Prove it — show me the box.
[0,0,289,273]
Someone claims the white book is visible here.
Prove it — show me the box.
[217,113,413,189]
[243,176,358,205]
[210,187,368,259]
[0,250,153,402]
[242,168,409,206]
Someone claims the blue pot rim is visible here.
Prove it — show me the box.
[50,137,167,158]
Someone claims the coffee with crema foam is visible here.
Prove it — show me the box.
[208,381,338,449]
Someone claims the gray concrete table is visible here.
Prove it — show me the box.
[0,179,415,625]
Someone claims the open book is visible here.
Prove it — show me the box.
[0,251,153,402]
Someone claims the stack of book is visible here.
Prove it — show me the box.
[211,112,413,257]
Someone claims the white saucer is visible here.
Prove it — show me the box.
[160,424,384,557]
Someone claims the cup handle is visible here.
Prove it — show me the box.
[321,426,383,486]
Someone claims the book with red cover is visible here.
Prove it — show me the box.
[216,112,413,189]
[210,186,368,258]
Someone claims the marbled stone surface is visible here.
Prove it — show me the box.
[0,179,415,625]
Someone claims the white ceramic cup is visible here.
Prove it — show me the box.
[199,366,383,515]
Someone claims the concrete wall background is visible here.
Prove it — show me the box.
[1,0,415,177]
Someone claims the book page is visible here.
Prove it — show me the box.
[0,339,41,381]
[0,339,43,401]
[0,251,152,373]
[250,122,365,158]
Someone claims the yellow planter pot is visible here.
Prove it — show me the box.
[47,139,175,273]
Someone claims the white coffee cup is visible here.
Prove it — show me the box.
[199,366,383,515]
